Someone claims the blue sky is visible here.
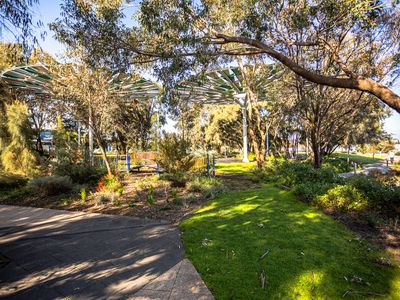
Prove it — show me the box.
[3,0,400,138]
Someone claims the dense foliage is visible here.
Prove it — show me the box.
[260,159,400,215]
[157,133,195,174]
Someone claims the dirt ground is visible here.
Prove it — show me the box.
[327,210,400,262]
[0,172,219,223]
[1,171,399,263]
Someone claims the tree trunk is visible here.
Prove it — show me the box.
[247,105,264,169]
[96,137,112,175]
[310,134,322,168]
[35,134,44,156]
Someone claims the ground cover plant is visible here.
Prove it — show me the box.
[181,183,400,299]
[0,170,226,222]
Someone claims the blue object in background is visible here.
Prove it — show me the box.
[212,154,216,176]
[126,153,131,171]
[206,153,210,176]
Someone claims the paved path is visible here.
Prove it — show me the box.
[0,205,213,300]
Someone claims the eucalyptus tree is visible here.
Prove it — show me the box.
[0,0,43,55]
[50,61,120,175]
[202,105,243,153]
[53,0,400,113]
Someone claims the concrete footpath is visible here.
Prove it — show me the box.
[0,205,213,300]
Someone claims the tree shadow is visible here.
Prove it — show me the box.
[0,206,184,299]
[180,186,400,299]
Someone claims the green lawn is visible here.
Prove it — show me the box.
[216,162,256,175]
[334,153,381,165]
[181,183,400,299]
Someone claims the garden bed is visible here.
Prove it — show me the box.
[0,172,225,223]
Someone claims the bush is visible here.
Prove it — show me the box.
[348,175,400,213]
[323,157,352,173]
[187,176,225,199]
[157,133,195,173]
[159,172,188,188]
[293,182,334,203]
[97,174,123,193]
[54,163,106,184]
[315,185,369,211]
[28,176,73,196]
[0,172,27,190]
[274,160,341,187]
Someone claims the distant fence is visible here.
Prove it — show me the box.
[93,151,217,175]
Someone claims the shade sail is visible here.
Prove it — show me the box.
[176,64,281,105]
[1,64,160,100]
[1,64,52,95]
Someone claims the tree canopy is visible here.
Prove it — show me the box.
[52,0,400,112]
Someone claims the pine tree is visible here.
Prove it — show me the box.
[1,102,38,175]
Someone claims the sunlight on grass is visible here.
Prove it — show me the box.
[216,162,256,175]
[181,184,400,299]
[334,153,381,164]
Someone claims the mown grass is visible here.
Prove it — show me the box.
[181,184,400,299]
[334,153,381,165]
[216,162,256,175]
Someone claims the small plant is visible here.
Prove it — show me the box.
[80,187,87,202]
[128,200,136,208]
[186,193,197,203]
[170,188,181,205]
[146,186,155,205]
[159,172,188,188]
[187,176,225,199]
[98,193,110,204]
[97,174,123,193]
[28,176,73,196]
[116,187,124,197]
[113,198,121,206]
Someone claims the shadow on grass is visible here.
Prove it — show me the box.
[181,185,400,299]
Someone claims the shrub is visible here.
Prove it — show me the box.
[80,187,87,202]
[0,172,27,190]
[348,175,400,213]
[293,182,334,203]
[322,157,352,173]
[159,172,188,188]
[147,186,155,205]
[274,160,341,187]
[28,176,73,196]
[315,185,369,211]
[157,133,194,173]
[97,174,123,193]
[54,163,105,184]
[187,176,225,199]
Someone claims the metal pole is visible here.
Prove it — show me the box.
[88,106,94,166]
[77,121,81,146]
[126,151,131,171]
[206,153,210,176]
[266,125,269,157]
[212,153,216,176]
[242,99,249,163]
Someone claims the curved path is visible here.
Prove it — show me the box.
[0,205,213,300]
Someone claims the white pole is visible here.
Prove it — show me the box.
[242,99,249,163]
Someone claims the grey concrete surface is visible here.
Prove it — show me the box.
[0,205,213,300]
